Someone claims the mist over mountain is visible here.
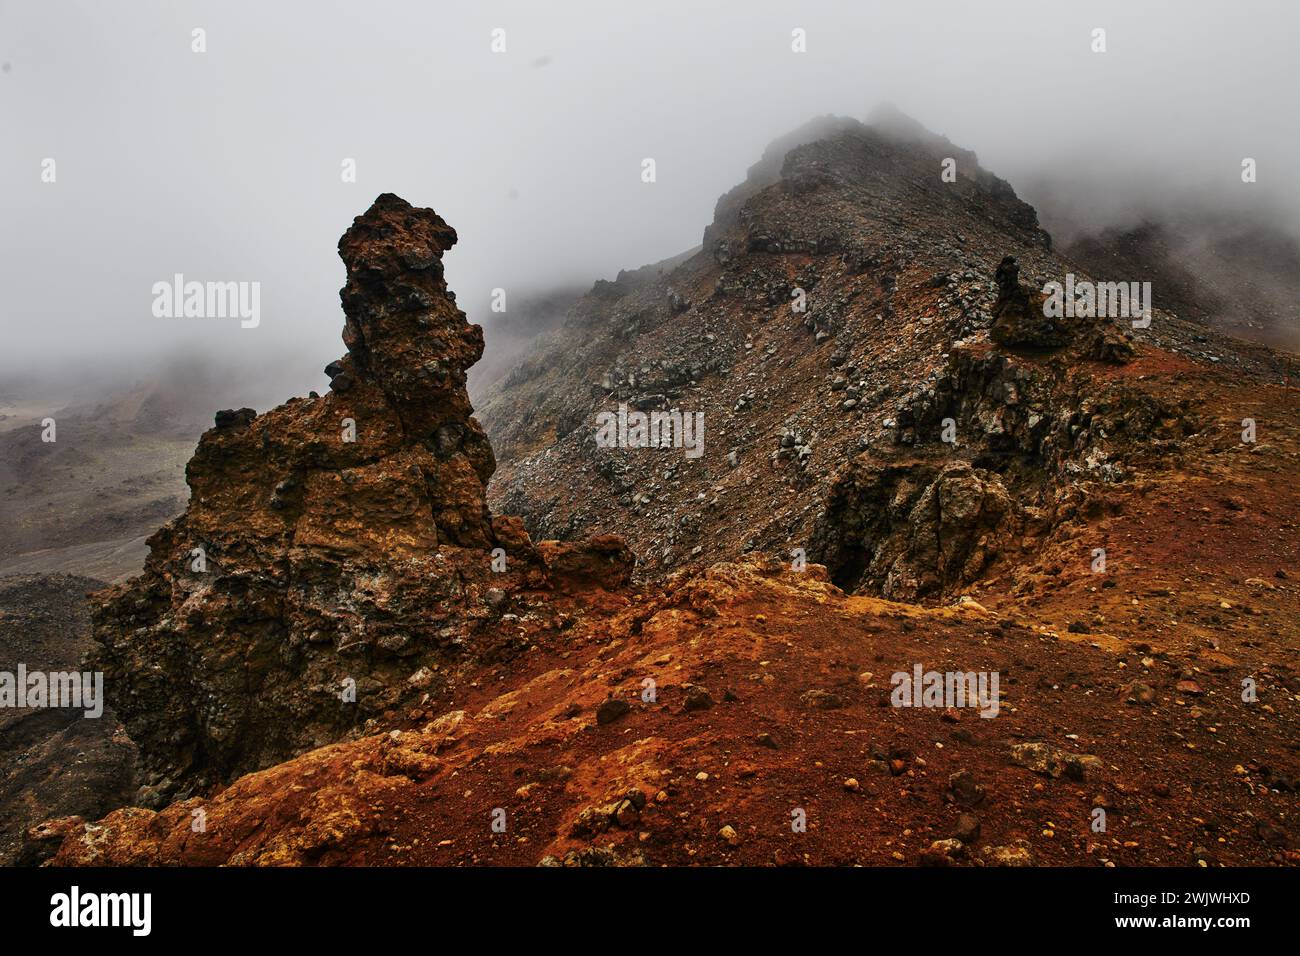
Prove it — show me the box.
[4,0,1299,412]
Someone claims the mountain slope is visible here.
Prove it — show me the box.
[480,114,1289,610]
[43,550,1300,866]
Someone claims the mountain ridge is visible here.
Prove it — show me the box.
[23,115,1300,868]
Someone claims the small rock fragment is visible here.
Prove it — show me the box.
[596,698,630,725]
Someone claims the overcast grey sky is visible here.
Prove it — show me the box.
[2,0,1297,401]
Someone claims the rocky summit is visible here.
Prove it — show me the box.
[480,111,1277,603]
[31,119,1300,869]
[87,195,631,802]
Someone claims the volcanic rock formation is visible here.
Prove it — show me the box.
[478,113,1229,593]
[989,254,1067,350]
[89,195,632,801]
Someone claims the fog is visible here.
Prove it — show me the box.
[3,0,1297,409]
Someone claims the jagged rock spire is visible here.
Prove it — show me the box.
[87,196,632,797]
[337,194,479,430]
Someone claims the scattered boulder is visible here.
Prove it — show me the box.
[920,838,966,865]
[944,770,986,807]
[979,842,1035,867]
[682,684,715,712]
[1125,681,1158,705]
[1008,742,1103,781]
[539,846,646,867]
[596,698,631,725]
[800,689,845,710]
[954,813,982,843]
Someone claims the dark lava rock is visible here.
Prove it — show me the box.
[213,407,256,429]
[800,689,844,710]
[954,812,982,843]
[989,255,1070,350]
[596,698,631,725]
[944,769,986,807]
[682,684,715,712]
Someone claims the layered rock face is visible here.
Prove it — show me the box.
[91,195,631,801]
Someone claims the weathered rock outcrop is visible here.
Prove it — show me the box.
[989,255,1069,350]
[811,458,1020,598]
[90,195,632,801]
[808,329,1185,597]
[990,254,1136,363]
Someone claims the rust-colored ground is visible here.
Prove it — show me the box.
[43,518,1298,867]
